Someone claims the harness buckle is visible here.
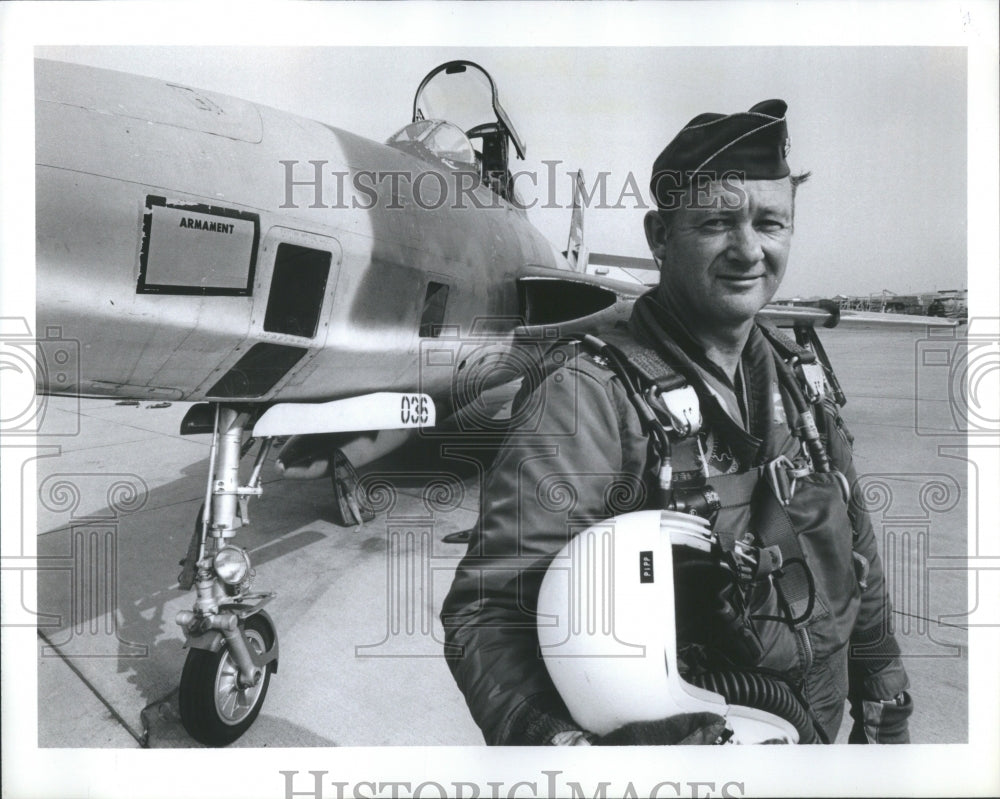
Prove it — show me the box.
[730,537,783,582]
[765,455,811,505]
[798,362,827,404]
[647,385,702,438]
[790,357,826,405]
[765,456,794,505]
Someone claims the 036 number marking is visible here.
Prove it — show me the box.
[400,395,429,425]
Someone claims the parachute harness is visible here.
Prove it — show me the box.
[574,329,857,744]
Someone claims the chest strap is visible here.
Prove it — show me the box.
[712,460,815,627]
[753,470,815,627]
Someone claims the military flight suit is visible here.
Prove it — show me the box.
[441,291,910,745]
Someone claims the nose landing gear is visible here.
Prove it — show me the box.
[175,404,279,746]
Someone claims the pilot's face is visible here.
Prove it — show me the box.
[645,178,794,331]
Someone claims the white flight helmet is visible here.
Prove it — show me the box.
[537,509,802,744]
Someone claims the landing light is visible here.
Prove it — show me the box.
[214,546,251,586]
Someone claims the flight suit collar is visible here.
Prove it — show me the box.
[628,291,791,466]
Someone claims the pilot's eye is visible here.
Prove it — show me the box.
[700,218,730,231]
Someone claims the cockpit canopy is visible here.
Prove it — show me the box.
[387,119,477,169]
[387,60,526,204]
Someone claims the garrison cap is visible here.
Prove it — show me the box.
[650,99,791,210]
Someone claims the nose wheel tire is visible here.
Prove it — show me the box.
[179,613,276,746]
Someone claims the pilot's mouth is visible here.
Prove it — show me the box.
[718,274,764,283]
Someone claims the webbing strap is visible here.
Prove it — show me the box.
[756,320,817,364]
[707,468,760,509]
[592,330,687,392]
[754,480,814,627]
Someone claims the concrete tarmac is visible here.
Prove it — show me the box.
[34,324,970,747]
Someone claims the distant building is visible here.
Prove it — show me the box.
[772,289,967,320]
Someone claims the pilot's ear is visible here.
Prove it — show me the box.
[644,210,669,263]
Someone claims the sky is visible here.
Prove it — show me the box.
[35,45,968,299]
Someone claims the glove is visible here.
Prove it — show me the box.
[848,691,913,744]
[593,712,730,746]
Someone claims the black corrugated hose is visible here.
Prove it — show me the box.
[688,669,820,744]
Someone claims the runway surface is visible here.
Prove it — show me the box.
[33,324,971,747]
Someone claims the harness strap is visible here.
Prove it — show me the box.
[583,328,817,627]
[756,321,817,364]
[753,480,815,627]
[589,330,687,392]
[708,468,760,509]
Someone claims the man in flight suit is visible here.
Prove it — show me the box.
[441,100,912,745]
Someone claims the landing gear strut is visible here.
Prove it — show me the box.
[176,404,279,746]
[330,448,374,528]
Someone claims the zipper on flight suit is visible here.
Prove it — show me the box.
[795,627,814,674]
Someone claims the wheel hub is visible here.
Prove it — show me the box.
[214,628,266,724]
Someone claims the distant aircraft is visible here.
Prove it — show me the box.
[35,58,958,745]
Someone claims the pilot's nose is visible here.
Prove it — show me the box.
[727,223,764,265]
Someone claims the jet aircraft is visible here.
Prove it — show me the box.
[34,57,957,745]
